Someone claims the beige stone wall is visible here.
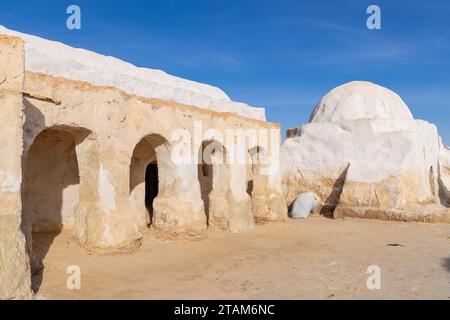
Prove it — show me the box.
[0,35,286,299]
[0,36,32,299]
[20,72,286,248]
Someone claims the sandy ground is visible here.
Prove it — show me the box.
[34,216,450,300]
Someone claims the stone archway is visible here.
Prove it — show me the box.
[130,134,169,230]
[130,133,208,239]
[197,140,226,225]
[21,126,90,292]
[199,140,254,231]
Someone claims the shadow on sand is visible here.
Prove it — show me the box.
[443,257,450,273]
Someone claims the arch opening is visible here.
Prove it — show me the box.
[22,126,90,293]
[197,140,226,224]
[130,134,168,227]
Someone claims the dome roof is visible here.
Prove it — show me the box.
[309,81,413,123]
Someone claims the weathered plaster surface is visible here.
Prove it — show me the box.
[281,82,449,222]
[0,36,32,299]
[0,25,265,121]
[0,32,286,299]
[439,142,450,206]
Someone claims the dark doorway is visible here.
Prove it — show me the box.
[246,179,254,196]
[130,134,168,229]
[247,146,262,196]
[145,162,159,221]
[198,141,217,224]
[198,160,213,224]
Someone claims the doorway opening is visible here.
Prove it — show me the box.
[145,162,159,216]
[22,127,89,292]
[130,134,168,228]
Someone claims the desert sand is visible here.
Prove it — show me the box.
[34,216,450,300]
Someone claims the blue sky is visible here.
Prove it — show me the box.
[1,0,449,143]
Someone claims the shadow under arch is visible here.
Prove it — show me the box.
[197,140,226,225]
[130,133,171,228]
[21,125,91,293]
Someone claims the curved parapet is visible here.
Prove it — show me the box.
[0,25,266,121]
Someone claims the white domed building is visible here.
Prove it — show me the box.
[309,81,414,123]
[281,81,450,222]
